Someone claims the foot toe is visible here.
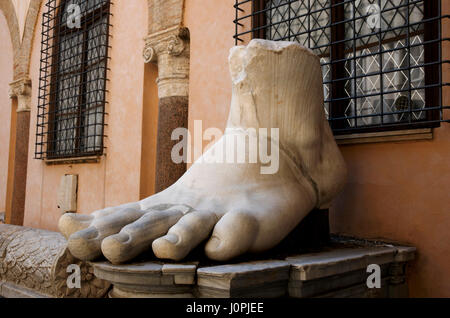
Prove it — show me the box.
[101,207,186,264]
[152,210,217,261]
[67,208,145,261]
[205,211,258,261]
[58,213,94,239]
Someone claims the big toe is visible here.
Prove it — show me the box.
[205,211,258,261]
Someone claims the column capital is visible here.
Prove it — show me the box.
[143,26,190,98]
[143,26,189,64]
[9,77,32,112]
[9,77,31,98]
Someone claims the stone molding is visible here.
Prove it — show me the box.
[0,0,21,76]
[143,26,189,63]
[0,224,110,298]
[0,0,43,80]
[9,77,32,112]
[144,26,190,98]
[148,0,185,34]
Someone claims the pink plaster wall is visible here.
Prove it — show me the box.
[23,1,148,231]
[184,0,236,160]
[0,10,14,213]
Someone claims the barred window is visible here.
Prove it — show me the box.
[35,0,111,159]
[234,0,449,134]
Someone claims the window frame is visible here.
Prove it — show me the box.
[36,0,111,160]
[249,0,442,135]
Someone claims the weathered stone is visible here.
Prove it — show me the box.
[394,246,416,262]
[0,281,49,298]
[0,224,110,298]
[316,277,390,298]
[286,247,397,281]
[91,238,416,298]
[57,175,78,213]
[196,260,290,298]
[154,96,188,192]
[286,242,415,298]
[92,260,198,298]
[9,77,31,112]
[61,40,347,266]
[288,263,391,298]
[162,264,197,285]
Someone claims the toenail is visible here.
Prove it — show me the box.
[76,227,99,240]
[164,233,179,244]
[207,236,221,250]
[113,233,130,244]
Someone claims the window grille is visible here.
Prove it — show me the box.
[234,0,449,134]
[35,0,111,159]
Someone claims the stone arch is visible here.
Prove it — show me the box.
[16,0,43,79]
[0,0,21,78]
[0,0,42,80]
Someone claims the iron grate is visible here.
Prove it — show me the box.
[35,0,112,159]
[234,0,449,134]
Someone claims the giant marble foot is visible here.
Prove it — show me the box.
[58,39,347,264]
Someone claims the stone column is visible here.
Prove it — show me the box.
[140,0,190,193]
[6,78,32,226]
[144,26,190,192]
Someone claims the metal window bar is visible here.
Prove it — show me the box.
[35,0,112,159]
[234,0,449,134]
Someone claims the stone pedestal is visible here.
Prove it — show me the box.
[91,236,416,298]
[92,262,197,298]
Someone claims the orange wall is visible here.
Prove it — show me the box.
[23,1,150,231]
[184,0,236,158]
[184,0,450,297]
[330,2,450,297]
[139,62,159,200]
[0,10,14,213]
